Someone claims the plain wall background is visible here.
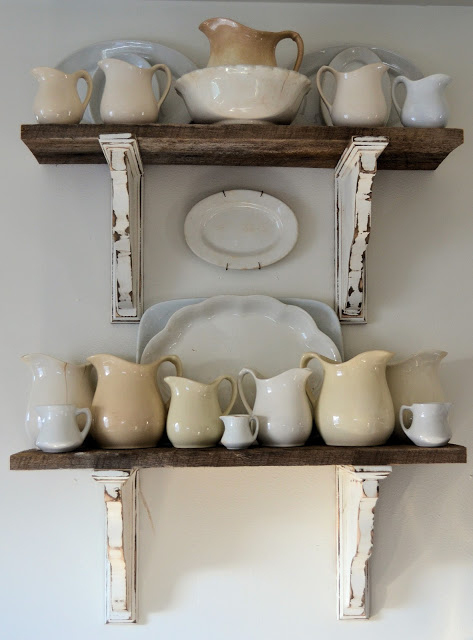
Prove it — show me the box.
[1,1,472,638]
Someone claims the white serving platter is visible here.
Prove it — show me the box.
[140,295,342,413]
[184,190,298,270]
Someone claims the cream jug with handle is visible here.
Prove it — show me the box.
[238,368,313,447]
[87,354,182,449]
[300,351,394,446]
[400,402,452,447]
[316,63,389,126]
[22,353,94,446]
[392,74,451,127]
[35,404,92,453]
[98,58,172,124]
[32,67,93,124]
[386,350,447,440]
[164,375,238,448]
[199,18,304,70]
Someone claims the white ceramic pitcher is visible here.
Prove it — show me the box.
[238,368,313,447]
[98,58,172,124]
[392,74,451,127]
[316,62,389,126]
[400,402,452,447]
[35,404,92,453]
[31,67,93,124]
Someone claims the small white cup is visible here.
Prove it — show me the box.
[220,414,259,450]
[35,404,92,453]
[400,402,452,447]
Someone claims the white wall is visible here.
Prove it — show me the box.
[2,1,473,638]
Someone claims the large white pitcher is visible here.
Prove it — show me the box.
[22,354,94,446]
[98,58,172,124]
[238,368,313,447]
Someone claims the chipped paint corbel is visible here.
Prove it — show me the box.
[92,469,138,624]
[335,136,389,323]
[336,465,392,620]
[100,134,143,323]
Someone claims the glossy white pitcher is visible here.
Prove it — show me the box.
[400,402,452,447]
[238,368,313,447]
[392,74,451,127]
[35,404,92,453]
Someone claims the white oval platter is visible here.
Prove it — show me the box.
[184,190,298,270]
[140,295,341,413]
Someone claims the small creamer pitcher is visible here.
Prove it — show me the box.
[32,67,93,124]
[400,402,452,447]
[35,404,92,453]
[392,74,451,127]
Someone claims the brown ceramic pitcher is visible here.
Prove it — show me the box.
[199,18,304,71]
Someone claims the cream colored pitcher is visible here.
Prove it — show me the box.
[300,351,394,446]
[88,354,182,449]
[199,18,304,70]
[98,58,172,124]
[32,67,93,124]
[165,375,237,448]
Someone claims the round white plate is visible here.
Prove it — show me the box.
[140,295,341,413]
[295,44,423,127]
[56,39,197,124]
[184,190,298,270]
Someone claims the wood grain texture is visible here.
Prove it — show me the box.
[10,443,466,470]
[21,124,464,170]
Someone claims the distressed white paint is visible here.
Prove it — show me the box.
[92,470,138,624]
[100,135,143,323]
[335,136,389,324]
[337,465,392,620]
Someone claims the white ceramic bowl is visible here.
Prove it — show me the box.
[175,65,311,124]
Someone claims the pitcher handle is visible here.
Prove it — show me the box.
[300,352,326,406]
[399,405,413,436]
[215,375,238,415]
[316,66,336,113]
[391,76,407,116]
[249,416,259,444]
[238,368,257,415]
[156,354,183,377]
[150,64,173,112]
[75,407,92,442]
[74,70,93,109]
[275,31,304,72]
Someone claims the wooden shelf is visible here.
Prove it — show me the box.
[10,443,467,471]
[21,124,463,170]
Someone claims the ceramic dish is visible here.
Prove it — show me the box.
[296,45,423,127]
[184,190,298,270]
[175,66,311,124]
[140,295,342,413]
[56,39,197,124]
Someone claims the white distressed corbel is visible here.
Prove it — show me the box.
[335,136,389,323]
[337,465,392,620]
[100,134,143,323]
[92,469,138,624]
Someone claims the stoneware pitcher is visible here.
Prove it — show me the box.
[87,354,182,449]
[199,17,304,70]
[400,402,452,447]
[22,353,94,446]
[316,63,389,126]
[164,375,238,448]
[238,368,313,447]
[220,414,259,450]
[386,350,447,440]
[31,67,93,124]
[392,74,451,127]
[300,351,394,446]
[35,404,92,453]
[98,58,172,124]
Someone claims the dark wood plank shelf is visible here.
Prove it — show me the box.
[10,444,467,471]
[21,124,463,170]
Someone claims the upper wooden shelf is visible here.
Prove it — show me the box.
[21,124,463,170]
[10,444,467,471]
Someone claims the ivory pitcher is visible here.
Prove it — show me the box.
[199,18,304,70]
[164,375,237,448]
[88,354,182,449]
[316,63,389,126]
[22,353,94,445]
[301,351,394,446]
[32,67,93,124]
[238,368,313,447]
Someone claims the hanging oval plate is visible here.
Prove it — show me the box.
[184,189,298,270]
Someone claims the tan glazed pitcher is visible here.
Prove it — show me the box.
[88,354,182,448]
[32,67,93,124]
[199,18,304,70]
[300,351,395,446]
